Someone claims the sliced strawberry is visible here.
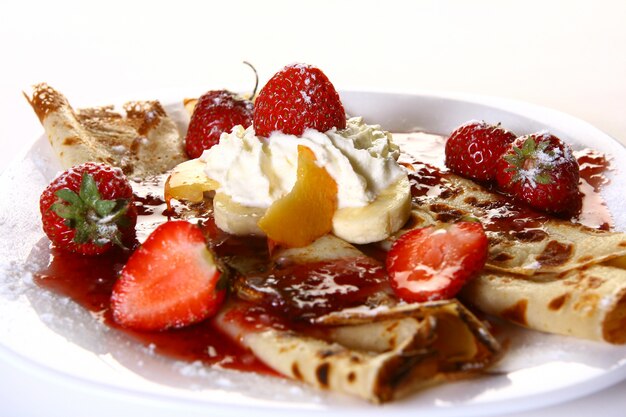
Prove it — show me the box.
[111,221,226,331]
[253,63,346,137]
[386,222,487,303]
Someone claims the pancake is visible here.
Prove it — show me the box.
[26,83,187,178]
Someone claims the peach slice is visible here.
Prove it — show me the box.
[165,159,219,204]
[258,145,338,248]
[183,98,198,116]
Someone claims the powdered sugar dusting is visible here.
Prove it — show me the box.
[518,166,541,188]
[300,90,312,104]
[510,133,577,190]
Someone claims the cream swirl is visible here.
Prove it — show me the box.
[200,117,406,209]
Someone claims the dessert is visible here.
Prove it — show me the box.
[386,221,489,302]
[39,162,137,255]
[22,63,626,404]
[396,133,626,342]
[185,89,254,158]
[26,83,186,178]
[495,132,582,216]
[445,120,516,183]
[169,117,411,244]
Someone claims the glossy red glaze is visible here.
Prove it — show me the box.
[35,176,276,375]
[236,257,389,321]
[403,132,612,231]
[576,148,611,191]
[34,245,275,375]
[408,161,446,198]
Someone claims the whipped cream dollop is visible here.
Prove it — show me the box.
[200,117,406,209]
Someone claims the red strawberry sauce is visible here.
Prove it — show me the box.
[395,132,613,231]
[35,176,277,375]
[33,131,613,376]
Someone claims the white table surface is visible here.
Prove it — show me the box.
[1,1,625,416]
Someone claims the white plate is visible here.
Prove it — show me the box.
[0,91,625,417]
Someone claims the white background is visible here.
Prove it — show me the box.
[1,1,625,416]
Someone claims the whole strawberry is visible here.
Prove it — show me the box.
[185,90,254,158]
[253,63,346,137]
[445,120,516,183]
[495,132,582,217]
[40,162,137,255]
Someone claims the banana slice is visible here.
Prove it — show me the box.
[214,192,265,236]
[183,98,198,116]
[165,158,219,203]
[167,158,411,243]
[213,175,411,244]
[332,176,411,244]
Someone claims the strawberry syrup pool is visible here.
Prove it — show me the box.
[33,131,614,377]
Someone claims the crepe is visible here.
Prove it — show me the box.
[26,83,187,178]
[215,233,500,402]
[461,264,626,344]
[215,299,498,403]
[398,161,626,343]
[402,166,626,276]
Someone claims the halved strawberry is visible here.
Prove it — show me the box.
[111,221,226,331]
[386,221,487,303]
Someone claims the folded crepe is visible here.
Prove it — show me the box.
[25,83,187,178]
[461,264,626,344]
[402,165,626,276]
[398,162,626,343]
[217,234,500,403]
[215,299,498,404]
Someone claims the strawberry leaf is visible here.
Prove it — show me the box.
[535,173,552,185]
[94,200,117,217]
[536,140,550,153]
[50,172,132,249]
[54,189,83,207]
[50,202,78,220]
[522,137,536,155]
[79,173,102,206]
[504,154,522,167]
[74,221,93,244]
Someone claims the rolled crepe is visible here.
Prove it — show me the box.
[214,300,499,403]
[461,264,626,344]
[25,83,186,178]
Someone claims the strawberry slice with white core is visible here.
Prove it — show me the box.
[386,222,488,303]
[111,220,225,331]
